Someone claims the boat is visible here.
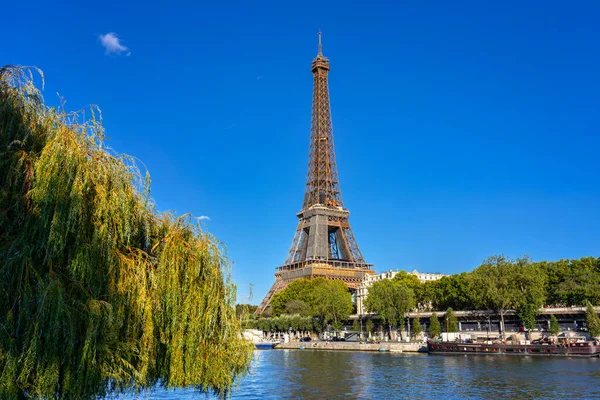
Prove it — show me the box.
[427,338,600,357]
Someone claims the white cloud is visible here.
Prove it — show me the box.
[197,216,211,221]
[99,32,131,56]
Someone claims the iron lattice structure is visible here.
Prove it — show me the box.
[256,33,373,316]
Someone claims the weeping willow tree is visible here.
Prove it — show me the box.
[0,66,253,399]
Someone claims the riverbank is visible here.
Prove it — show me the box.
[274,341,427,352]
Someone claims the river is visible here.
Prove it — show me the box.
[130,349,600,399]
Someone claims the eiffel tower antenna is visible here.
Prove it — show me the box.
[256,33,373,316]
[318,29,323,55]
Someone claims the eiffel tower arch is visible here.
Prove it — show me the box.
[256,33,374,316]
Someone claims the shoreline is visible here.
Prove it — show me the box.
[274,341,427,353]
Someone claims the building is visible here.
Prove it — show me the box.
[410,269,447,282]
[356,270,448,315]
[255,33,374,316]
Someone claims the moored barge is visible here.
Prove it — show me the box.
[427,339,600,357]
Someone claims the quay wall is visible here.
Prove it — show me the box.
[275,341,426,353]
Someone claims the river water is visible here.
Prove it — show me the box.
[131,349,600,399]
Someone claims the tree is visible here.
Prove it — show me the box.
[352,319,360,332]
[0,68,253,399]
[429,273,472,311]
[270,278,315,317]
[419,281,437,311]
[549,315,560,336]
[468,256,513,333]
[586,302,600,338]
[393,271,427,309]
[545,258,600,306]
[518,303,538,336]
[429,313,441,338]
[285,299,311,317]
[415,256,600,313]
[392,270,421,287]
[313,279,353,330]
[445,308,458,332]
[364,279,415,339]
[269,278,352,327]
[468,255,546,336]
[514,258,547,337]
[412,315,422,339]
[366,319,374,337]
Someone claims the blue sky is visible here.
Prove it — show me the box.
[2,1,599,304]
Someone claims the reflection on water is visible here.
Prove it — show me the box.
[125,350,600,399]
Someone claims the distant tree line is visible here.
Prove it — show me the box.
[244,256,600,339]
[244,314,322,335]
[364,255,600,337]
[237,304,321,335]
[419,256,600,312]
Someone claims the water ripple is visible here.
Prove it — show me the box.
[122,350,600,399]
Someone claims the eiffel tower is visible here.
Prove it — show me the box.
[256,33,374,316]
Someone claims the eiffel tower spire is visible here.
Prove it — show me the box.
[256,33,373,316]
[303,31,342,209]
[318,29,323,55]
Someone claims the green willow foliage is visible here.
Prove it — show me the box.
[0,67,253,399]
